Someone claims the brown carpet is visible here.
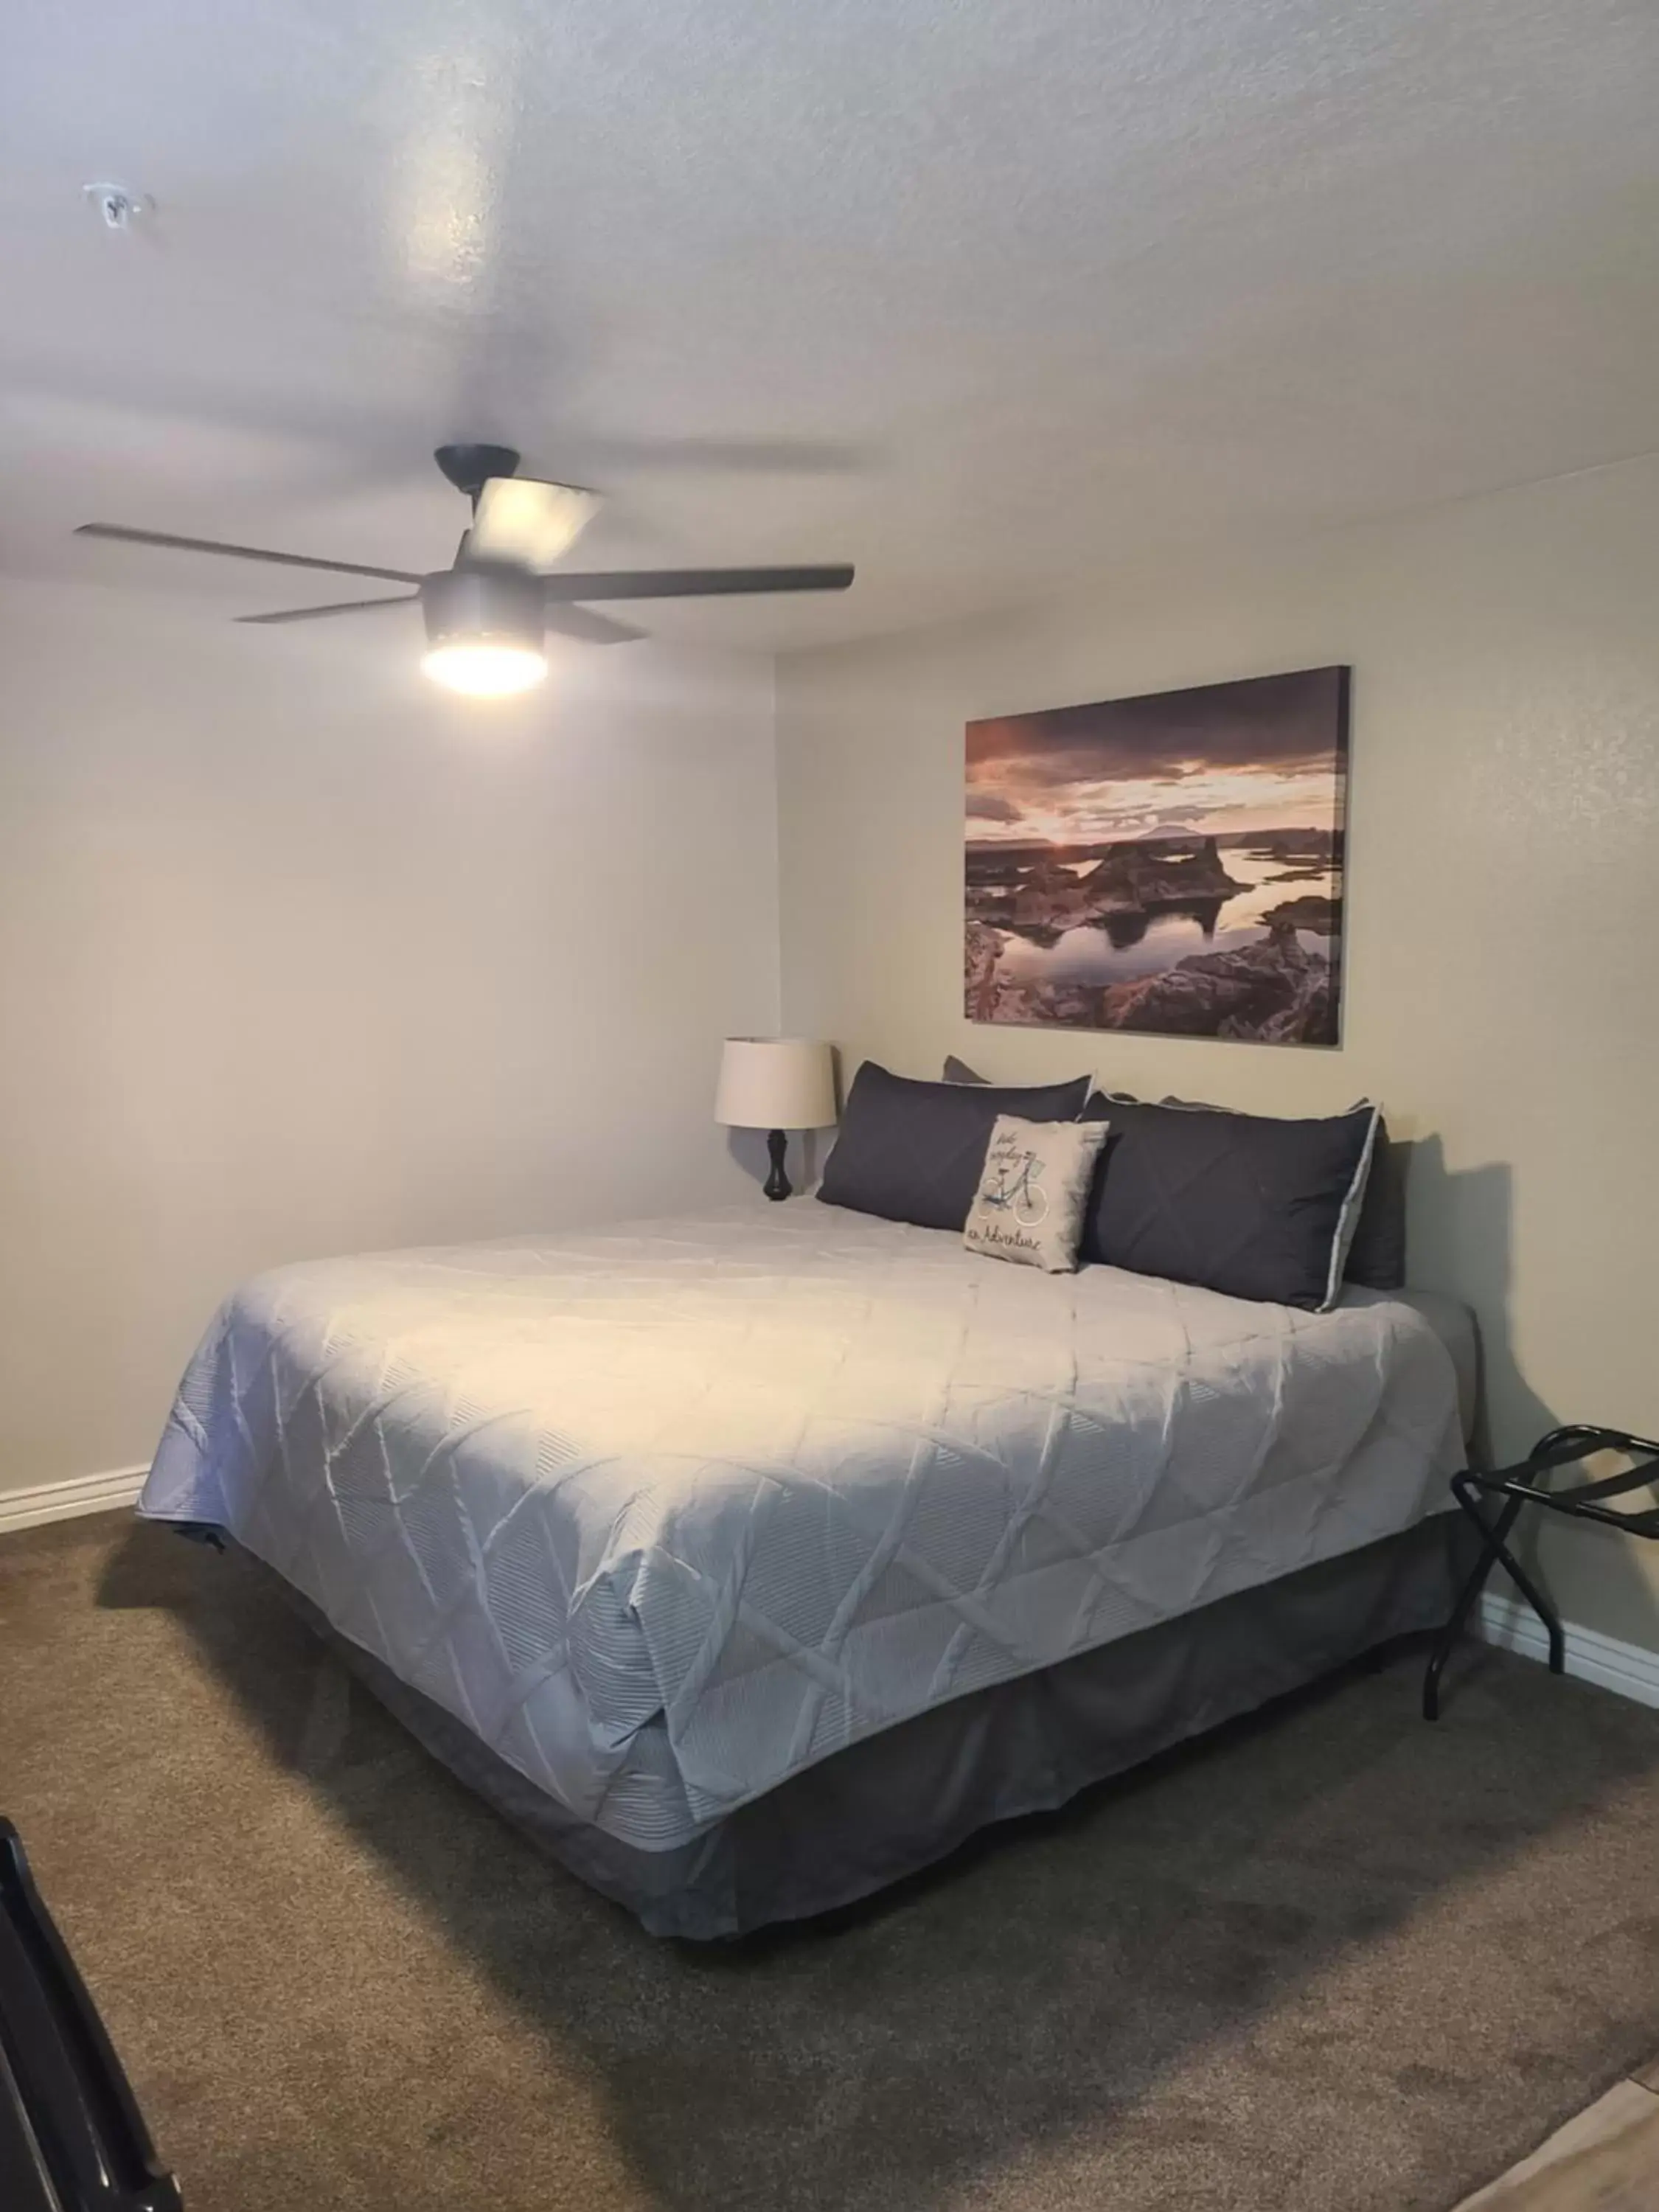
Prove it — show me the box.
[2,1513,1658,2212]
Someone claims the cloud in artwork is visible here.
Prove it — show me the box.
[966,790,1021,822]
[967,667,1346,843]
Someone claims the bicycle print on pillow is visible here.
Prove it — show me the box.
[962,1113,1109,1273]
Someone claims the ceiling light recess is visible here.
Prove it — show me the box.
[420,568,549,697]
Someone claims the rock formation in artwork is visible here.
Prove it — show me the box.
[964,919,1005,1022]
[1258,893,1340,934]
[967,920,1335,1043]
[1097,921,1334,1043]
[996,837,1245,933]
[1006,862,1100,929]
[964,919,1115,1028]
[965,830,1340,1044]
[1085,835,1242,905]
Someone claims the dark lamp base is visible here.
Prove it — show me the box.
[763,1129,791,1201]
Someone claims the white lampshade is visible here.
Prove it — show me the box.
[715,1037,837,1130]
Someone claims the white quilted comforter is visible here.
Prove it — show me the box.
[140,1201,1465,1848]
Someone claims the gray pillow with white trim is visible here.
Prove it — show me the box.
[959,1058,1408,1292]
[1155,1093,1405,1291]
[1079,1093,1379,1310]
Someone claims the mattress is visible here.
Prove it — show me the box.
[139,1200,1470,1851]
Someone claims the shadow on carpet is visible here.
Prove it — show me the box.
[4,1513,1658,2212]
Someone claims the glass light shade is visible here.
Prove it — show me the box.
[421,640,549,697]
[714,1037,838,1130]
[420,568,549,698]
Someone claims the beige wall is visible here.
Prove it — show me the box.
[777,456,1659,1652]
[0,577,779,1493]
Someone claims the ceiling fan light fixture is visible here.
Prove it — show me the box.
[75,441,855,672]
[420,567,548,698]
[420,639,549,697]
[470,476,600,570]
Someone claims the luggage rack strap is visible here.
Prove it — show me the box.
[1423,1425,1659,1720]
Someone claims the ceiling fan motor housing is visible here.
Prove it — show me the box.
[422,566,547,650]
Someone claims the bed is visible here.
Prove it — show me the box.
[139,1198,1475,1936]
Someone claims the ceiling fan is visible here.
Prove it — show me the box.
[75,443,855,697]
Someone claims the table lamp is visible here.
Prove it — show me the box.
[715,1038,838,1200]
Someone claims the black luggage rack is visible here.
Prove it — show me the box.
[0,1819,181,2211]
[1423,1423,1659,1721]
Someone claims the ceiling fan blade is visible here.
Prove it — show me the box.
[543,605,646,646]
[470,477,600,571]
[75,523,425,585]
[540,564,854,602]
[236,594,423,625]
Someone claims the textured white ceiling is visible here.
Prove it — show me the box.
[3,0,1657,650]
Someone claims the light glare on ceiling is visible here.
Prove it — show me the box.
[420,639,549,696]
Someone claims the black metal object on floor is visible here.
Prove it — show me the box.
[0,1818,182,2211]
[1423,1425,1659,1721]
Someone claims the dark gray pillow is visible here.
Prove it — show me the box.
[1079,1094,1379,1310]
[819,1062,1091,1231]
[945,1057,1403,1290]
[1154,1093,1405,1291]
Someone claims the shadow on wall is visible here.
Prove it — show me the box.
[724,1124,771,1189]
[1399,1136,1659,1649]
[1394,1140,1546,1464]
[725,1123,833,1194]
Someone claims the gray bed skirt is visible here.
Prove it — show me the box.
[254,1509,1478,1938]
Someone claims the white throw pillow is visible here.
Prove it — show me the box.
[963,1113,1109,1273]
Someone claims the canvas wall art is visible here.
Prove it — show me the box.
[964,665,1349,1046]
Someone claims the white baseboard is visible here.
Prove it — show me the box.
[0,1464,149,1536]
[1479,1590,1659,1711]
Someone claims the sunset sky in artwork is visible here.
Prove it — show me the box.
[967,667,1347,844]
